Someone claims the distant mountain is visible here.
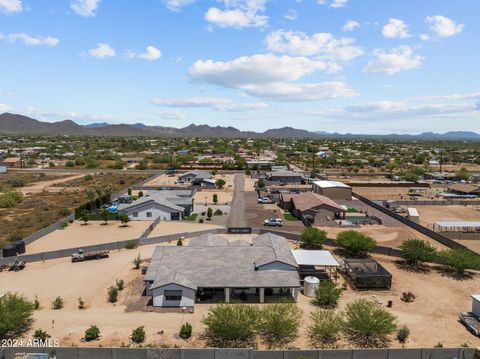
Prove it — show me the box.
[1,112,479,139]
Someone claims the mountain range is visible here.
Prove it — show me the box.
[1,113,479,140]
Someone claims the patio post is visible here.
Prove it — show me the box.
[224,288,230,303]
[259,288,265,303]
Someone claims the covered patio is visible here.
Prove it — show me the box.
[292,249,340,283]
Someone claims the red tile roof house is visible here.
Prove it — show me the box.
[280,192,346,224]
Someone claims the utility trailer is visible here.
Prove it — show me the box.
[71,249,109,263]
[0,260,26,272]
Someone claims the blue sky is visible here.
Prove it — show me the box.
[0,0,479,134]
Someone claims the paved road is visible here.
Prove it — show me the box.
[227,173,247,227]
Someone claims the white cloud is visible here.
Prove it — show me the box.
[266,30,363,61]
[151,96,268,112]
[420,33,430,41]
[190,54,338,88]
[382,18,410,39]
[155,111,187,120]
[71,0,101,17]
[363,46,424,75]
[87,43,116,59]
[343,20,359,32]
[0,0,22,13]
[0,103,11,113]
[163,0,196,11]
[243,82,358,101]
[205,0,268,29]
[3,33,59,46]
[331,0,348,8]
[426,15,464,38]
[126,46,162,61]
[284,9,297,21]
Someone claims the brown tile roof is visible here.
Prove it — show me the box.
[287,192,346,212]
[448,183,480,194]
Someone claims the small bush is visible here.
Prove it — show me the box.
[313,281,343,308]
[336,230,377,255]
[85,325,100,341]
[125,241,137,250]
[116,279,125,291]
[179,322,193,339]
[214,209,223,216]
[58,208,70,217]
[400,291,416,303]
[400,239,437,268]
[51,297,64,310]
[131,326,146,344]
[177,238,183,246]
[308,309,343,348]
[213,194,218,203]
[78,297,85,309]
[396,325,410,344]
[133,255,141,269]
[33,329,50,341]
[34,296,40,310]
[438,248,480,277]
[108,286,118,303]
[199,218,204,223]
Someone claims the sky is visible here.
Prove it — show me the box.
[0,0,479,134]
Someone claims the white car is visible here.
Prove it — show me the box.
[264,218,283,227]
[258,197,273,204]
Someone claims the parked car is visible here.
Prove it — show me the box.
[459,312,480,336]
[258,197,273,204]
[264,218,283,227]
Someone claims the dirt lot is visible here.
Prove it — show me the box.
[410,205,480,225]
[194,190,233,205]
[143,173,235,191]
[353,186,446,201]
[1,240,479,348]
[26,220,151,254]
[19,174,86,194]
[147,221,223,238]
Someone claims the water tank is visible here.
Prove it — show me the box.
[14,240,25,254]
[303,276,320,298]
[2,244,17,258]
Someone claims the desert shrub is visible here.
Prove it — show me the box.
[78,297,85,309]
[400,239,437,268]
[33,329,50,341]
[131,326,146,344]
[119,214,130,226]
[396,325,410,344]
[177,238,183,246]
[214,209,223,216]
[0,191,23,208]
[116,279,125,291]
[336,230,377,255]
[58,208,70,217]
[108,286,118,303]
[344,299,397,347]
[199,218,204,223]
[215,179,226,188]
[125,241,137,250]
[400,291,416,303]
[213,194,218,203]
[85,325,100,341]
[51,297,64,310]
[313,281,343,308]
[202,303,258,348]
[308,309,343,348]
[0,293,34,338]
[438,248,480,277]
[179,322,192,339]
[207,207,213,220]
[301,227,327,249]
[133,254,141,269]
[34,296,40,310]
[256,300,302,348]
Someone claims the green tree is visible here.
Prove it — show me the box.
[179,322,193,339]
[0,293,34,338]
[207,207,213,220]
[131,326,146,344]
[400,239,437,268]
[336,230,377,255]
[438,249,480,277]
[100,209,109,225]
[256,300,303,348]
[344,299,397,347]
[300,227,328,249]
[215,179,226,189]
[202,303,258,348]
[313,281,343,308]
[213,193,218,204]
[85,325,100,341]
[308,309,343,348]
[455,167,471,181]
[80,211,89,225]
[257,178,265,188]
[119,213,130,227]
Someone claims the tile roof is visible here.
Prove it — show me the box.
[285,192,346,212]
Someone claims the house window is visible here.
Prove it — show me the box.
[165,290,182,301]
[146,212,152,218]
[133,212,138,218]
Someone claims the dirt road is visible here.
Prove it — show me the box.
[227,174,247,227]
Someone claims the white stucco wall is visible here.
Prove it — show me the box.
[151,283,196,307]
[129,207,173,221]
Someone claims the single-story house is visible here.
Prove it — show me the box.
[281,192,346,223]
[144,233,301,307]
[178,170,212,184]
[191,177,216,188]
[448,183,480,196]
[117,190,194,221]
[0,157,21,168]
[312,180,352,200]
[266,170,307,184]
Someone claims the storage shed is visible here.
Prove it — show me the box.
[343,258,392,289]
[407,207,419,223]
[312,180,352,200]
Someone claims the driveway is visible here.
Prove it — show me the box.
[227,174,247,227]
